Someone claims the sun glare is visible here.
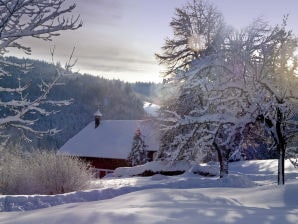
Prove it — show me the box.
[188,33,206,52]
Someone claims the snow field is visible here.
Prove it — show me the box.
[0,159,297,224]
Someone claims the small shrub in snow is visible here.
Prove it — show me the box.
[0,149,92,195]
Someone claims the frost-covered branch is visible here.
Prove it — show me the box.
[0,0,82,53]
[156,0,225,77]
[157,3,298,184]
[0,0,81,144]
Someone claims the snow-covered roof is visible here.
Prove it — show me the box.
[60,120,160,159]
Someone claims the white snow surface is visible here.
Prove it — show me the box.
[143,101,160,117]
[1,159,298,224]
[113,160,193,177]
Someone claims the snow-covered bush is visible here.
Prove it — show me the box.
[0,149,92,195]
[127,128,148,166]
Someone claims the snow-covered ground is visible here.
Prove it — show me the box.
[0,160,298,224]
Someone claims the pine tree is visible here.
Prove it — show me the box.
[127,128,148,166]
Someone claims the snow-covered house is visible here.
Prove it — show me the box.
[60,109,160,178]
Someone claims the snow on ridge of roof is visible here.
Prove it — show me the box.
[60,120,159,159]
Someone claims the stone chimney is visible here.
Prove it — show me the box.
[94,108,103,128]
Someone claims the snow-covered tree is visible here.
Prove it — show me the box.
[155,0,226,78]
[219,17,298,184]
[0,0,82,145]
[156,0,247,177]
[244,18,298,185]
[156,0,230,172]
[158,51,257,177]
[127,128,148,166]
[158,15,298,183]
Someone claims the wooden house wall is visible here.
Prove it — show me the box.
[80,156,128,169]
[78,151,156,178]
[80,156,129,178]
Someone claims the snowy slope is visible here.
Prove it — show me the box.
[0,160,298,224]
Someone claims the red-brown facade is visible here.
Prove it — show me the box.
[80,156,129,178]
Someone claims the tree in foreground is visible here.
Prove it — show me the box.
[157,0,245,177]
[158,48,257,177]
[155,0,225,79]
[127,128,148,166]
[157,0,298,184]
[224,17,298,184]
[0,0,82,145]
[246,18,298,185]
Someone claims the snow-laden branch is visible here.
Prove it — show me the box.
[0,0,80,143]
[0,0,82,53]
[10,124,60,136]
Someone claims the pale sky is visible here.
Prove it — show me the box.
[9,0,298,83]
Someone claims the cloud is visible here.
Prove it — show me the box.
[7,0,164,82]
[77,54,157,74]
[76,0,128,27]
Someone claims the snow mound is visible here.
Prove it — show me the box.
[151,174,169,181]
[218,174,256,188]
[0,174,256,212]
[114,161,220,178]
[113,160,192,177]
[189,163,219,176]
[0,188,141,212]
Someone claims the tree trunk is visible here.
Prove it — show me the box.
[277,146,285,185]
[222,159,229,178]
[276,107,285,185]
[213,142,228,178]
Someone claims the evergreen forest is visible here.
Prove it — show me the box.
[0,57,160,150]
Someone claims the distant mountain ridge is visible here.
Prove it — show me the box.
[1,57,160,150]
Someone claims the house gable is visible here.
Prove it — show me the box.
[60,119,159,160]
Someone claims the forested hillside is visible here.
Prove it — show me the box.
[131,82,162,104]
[1,57,159,150]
